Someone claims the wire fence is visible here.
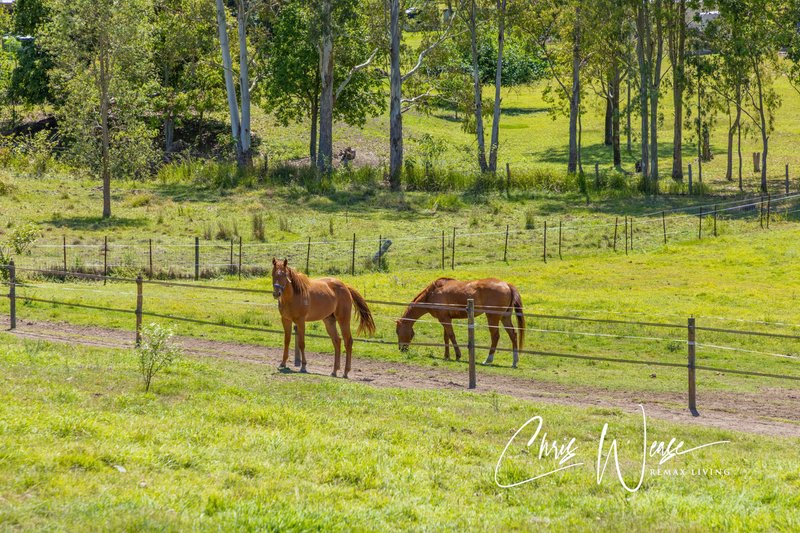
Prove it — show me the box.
[2,265,799,414]
[11,192,800,280]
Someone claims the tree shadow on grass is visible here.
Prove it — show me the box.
[48,215,148,231]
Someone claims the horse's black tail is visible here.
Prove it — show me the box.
[510,284,525,350]
[347,286,376,336]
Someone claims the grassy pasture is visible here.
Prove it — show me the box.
[0,336,798,531]
[3,223,800,402]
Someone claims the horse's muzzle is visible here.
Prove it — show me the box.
[399,344,409,352]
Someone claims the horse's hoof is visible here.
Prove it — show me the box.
[512,363,518,369]
[343,373,349,379]
[331,371,338,378]
[300,367,308,374]
[279,363,287,369]
[483,359,493,366]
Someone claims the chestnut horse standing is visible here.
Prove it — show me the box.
[396,278,525,367]
[271,259,375,377]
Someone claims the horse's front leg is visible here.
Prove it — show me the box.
[280,317,292,369]
[296,320,307,373]
[443,322,461,361]
[442,327,451,360]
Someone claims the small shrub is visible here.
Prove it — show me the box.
[126,192,153,208]
[0,178,15,196]
[524,209,536,230]
[202,224,213,240]
[252,213,266,241]
[278,216,290,232]
[216,220,238,240]
[0,223,39,272]
[137,323,182,393]
[428,193,465,212]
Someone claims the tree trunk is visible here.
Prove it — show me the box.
[99,34,111,219]
[611,63,621,168]
[164,116,175,154]
[317,0,334,173]
[725,104,737,182]
[215,0,242,162]
[736,84,743,191]
[636,4,649,181]
[568,5,581,174]
[648,0,664,192]
[309,94,318,162]
[753,60,768,193]
[670,0,686,181]
[488,0,507,173]
[237,0,252,166]
[389,0,403,190]
[604,90,613,146]
[469,0,488,172]
[626,77,632,153]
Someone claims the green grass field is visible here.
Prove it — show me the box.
[0,336,798,531]
[3,223,799,401]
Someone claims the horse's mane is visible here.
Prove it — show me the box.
[287,266,311,298]
[412,278,454,303]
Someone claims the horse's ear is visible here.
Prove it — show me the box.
[272,258,277,267]
[282,258,288,268]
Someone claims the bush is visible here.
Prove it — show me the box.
[137,323,182,393]
[252,213,266,242]
[0,223,39,272]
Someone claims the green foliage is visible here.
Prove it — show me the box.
[8,0,52,106]
[0,222,39,268]
[137,323,182,393]
[42,0,158,181]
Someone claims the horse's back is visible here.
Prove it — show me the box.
[429,278,514,311]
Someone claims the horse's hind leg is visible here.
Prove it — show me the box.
[484,314,501,365]
[336,313,354,379]
[442,327,451,360]
[501,313,519,368]
[323,315,342,377]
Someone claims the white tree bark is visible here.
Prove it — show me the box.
[237,0,252,161]
[317,0,334,172]
[488,0,507,173]
[389,0,403,190]
[215,0,243,162]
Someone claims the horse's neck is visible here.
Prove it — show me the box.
[402,300,428,321]
[280,281,297,305]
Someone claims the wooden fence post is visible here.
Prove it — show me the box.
[713,205,718,237]
[230,239,234,272]
[613,217,618,252]
[135,275,143,347]
[698,208,703,239]
[786,164,790,195]
[543,221,547,263]
[629,217,633,251]
[103,236,108,285]
[441,230,445,270]
[594,163,600,189]
[294,324,301,367]
[760,196,764,229]
[662,211,667,245]
[451,228,455,270]
[753,152,760,173]
[503,225,509,262]
[8,260,15,330]
[306,237,311,274]
[62,235,67,273]
[688,317,698,416]
[467,299,476,390]
[767,195,771,229]
[624,216,628,255]
[352,233,356,276]
[238,237,243,280]
[149,239,154,280]
[506,162,511,198]
[688,164,693,195]
[558,220,563,260]
[194,237,200,281]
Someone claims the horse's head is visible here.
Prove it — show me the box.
[395,319,415,352]
[271,258,290,299]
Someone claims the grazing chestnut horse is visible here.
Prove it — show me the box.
[396,278,525,367]
[271,259,375,378]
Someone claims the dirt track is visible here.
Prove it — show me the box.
[2,316,799,438]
